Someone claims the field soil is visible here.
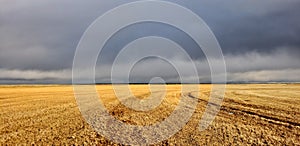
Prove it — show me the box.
[0,84,300,145]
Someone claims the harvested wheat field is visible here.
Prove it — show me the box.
[0,84,300,145]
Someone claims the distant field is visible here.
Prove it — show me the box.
[0,84,299,145]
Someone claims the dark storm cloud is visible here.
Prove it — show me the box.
[179,0,300,55]
[0,0,125,70]
[216,4,300,54]
[97,22,204,64]
[0,0,299,83]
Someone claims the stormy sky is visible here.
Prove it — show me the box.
[0,0,300,83]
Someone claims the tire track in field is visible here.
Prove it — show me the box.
[187,92,300,128]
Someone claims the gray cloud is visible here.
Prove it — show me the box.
[0,0,299,83]
[0,47,299,83]
[228,69,300,83]
[0,68,70,80]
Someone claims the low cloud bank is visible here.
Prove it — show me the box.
[0,49,299,83]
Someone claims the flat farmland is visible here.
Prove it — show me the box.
[0,84,300,145]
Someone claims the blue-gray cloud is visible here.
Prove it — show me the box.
[0,0,299,83]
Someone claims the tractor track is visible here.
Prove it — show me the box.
[187,92,300,128]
